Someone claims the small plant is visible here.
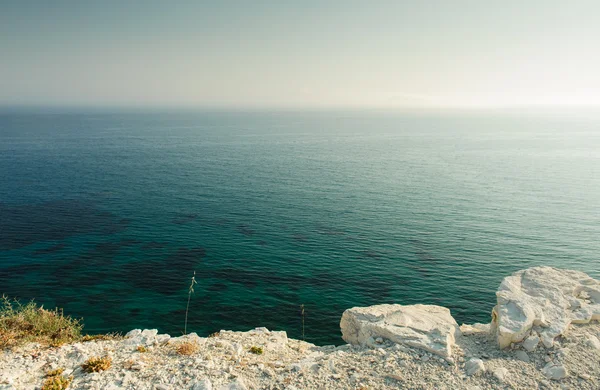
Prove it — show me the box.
[184,271,198,335]
[249,346,263,355]
[81,356,112,373]
[41,374,73,390]
[300,304,305,341]
[136,345,148,353]
[0,296,82,349]
[45,368,65,377]
[176,341,199,356]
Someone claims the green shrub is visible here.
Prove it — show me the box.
[0,296,82,349]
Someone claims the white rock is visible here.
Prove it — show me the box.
[542,363,569,380]
[459,323,491,335]
[523,335,540,352]
[587,335,600,350]
[340,304,460,357]
[491,267,600,349]
[192,379,213,390]
[126,329,142,338]
[465,358,485,376]
[219,378,248,390]
[493,367,509,382]
[515,350,530,363]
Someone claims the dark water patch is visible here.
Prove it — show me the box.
[100,217,131,235]
[315,224,345,236]
[32,243,67,255]
[118,238,143,247]
[264,287,300,303]
[207,283,229,292]
[237,224,256,236]
[256,240,268,246]
[141,241,169,250]
[171,213,198,225]
[361,250,381,259]
[214,218,229,226]
[0,200,125,250]
[165,247,206,271]
[410,238,439,263]
[292,233,308,242]
[114,247,206,295]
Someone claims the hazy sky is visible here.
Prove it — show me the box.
[1,1,599,109]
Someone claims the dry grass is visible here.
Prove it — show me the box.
[45,368,65,377]
[0,296,82,349]
[41,374,73,390]
[175,341,199,355]
[80,333,122,342]
[136,345,148,353]
[81,356,112,373]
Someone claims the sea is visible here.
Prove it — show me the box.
[1,108,599,345]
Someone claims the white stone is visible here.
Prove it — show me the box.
[459,323,491,335]
[493,367,509,382]
[192,379,213,390]
[491,267,600,349]
[515,350,530,363]
[126,329,142,338]
[219,378,248,390]
[141,329,159,338]
[542,363,569,380]
[340,304,460,357]
[523,335,540,352]
[587,335,600,350]
[465,358,485,376]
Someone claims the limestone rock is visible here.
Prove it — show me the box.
[219,378,248,390]
[515,350,530,363]
[459,323,491,335]
[587,335,600,350]
[192,379,213,390]
[465,358,485,376]
[340,304,460,358]
[493,367,509,382]
[523,335,540,352]
[542,363,568,380]
[491,267,600,349]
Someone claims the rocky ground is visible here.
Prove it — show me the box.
[1,322,599,390]
[2,266,599,389]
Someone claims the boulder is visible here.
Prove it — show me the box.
[340,304,460,358]
[491,267,600,349]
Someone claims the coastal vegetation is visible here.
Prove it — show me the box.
[175,340,199,355]
[81,356,112,373]
[41,373,73,390]
[0,296,82,349]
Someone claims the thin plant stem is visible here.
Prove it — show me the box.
[184,271,197,335]
[300,304,305,341]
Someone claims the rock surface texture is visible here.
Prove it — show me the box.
[1,266,599,389]
[340,304,460,358]
[491,266,600,349]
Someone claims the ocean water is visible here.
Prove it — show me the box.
[1,109,599,345]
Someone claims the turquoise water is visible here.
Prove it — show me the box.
[1,109,599,344]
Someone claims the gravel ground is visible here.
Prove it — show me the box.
[1,322,599,390]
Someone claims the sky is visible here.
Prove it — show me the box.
[1,1,600,109]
